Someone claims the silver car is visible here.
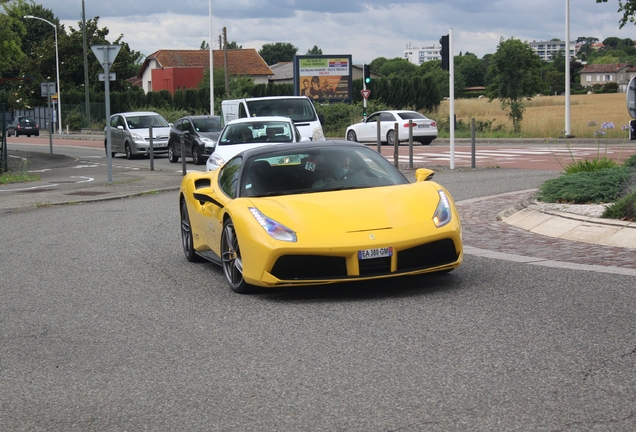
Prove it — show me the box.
[105,111,171,159]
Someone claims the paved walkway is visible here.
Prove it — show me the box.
[457,190,636,272]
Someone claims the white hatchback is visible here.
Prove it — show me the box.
[206,116,308,171]
[345,110,438,145]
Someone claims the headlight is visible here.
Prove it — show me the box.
[132,133,145,143]
[249,207,297,242]
[433,190,452,228]
[201,137,215,147]
[207,153,225,168]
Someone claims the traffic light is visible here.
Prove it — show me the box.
[439,35,449,71]
[363,64,371,84]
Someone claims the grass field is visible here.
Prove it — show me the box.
[430,93,633,139]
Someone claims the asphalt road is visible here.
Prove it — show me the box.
[1,144,635,430]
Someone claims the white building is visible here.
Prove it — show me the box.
[528,40,580,61]
[403,43,441,65]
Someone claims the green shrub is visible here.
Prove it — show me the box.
[564,156,619,174]
[623,154,636,168]
[602,189,636,221]
[537,167,631,203]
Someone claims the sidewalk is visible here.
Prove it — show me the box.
[499,195,636,248]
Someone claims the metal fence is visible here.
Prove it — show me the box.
[1,104,7,172]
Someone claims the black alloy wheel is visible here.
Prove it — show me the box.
[221,218,254,294]
[192,146,202,165]
[168,144,179,163]
[181,200,203,262]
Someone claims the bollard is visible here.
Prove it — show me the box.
[376,117,381,153]
[180,135,187,175]
[471,117,476,169]
[393,122,399,167]
[408,119,413,169]
[149,125,154,171]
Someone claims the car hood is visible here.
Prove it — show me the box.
[213,142,272,161]
[247,181,445,234]
[199,131,221,140]
[132,127,171,138]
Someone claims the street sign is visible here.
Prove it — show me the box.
[361,89,371,100]
[91,44,122,73]
[99,73,116,82]
[40,82,56,97]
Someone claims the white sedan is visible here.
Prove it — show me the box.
[206,116,307,171]
[345,110,438,145]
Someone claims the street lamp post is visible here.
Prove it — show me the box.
[24,15,62,135]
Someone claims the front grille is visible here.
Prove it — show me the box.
[397,238,458,272]
[271,255,347,280]
[359,256,391,276]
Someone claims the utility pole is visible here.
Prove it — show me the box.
[223,27,229,95]
[82,0,91,128]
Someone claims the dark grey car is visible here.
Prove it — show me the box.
[7,116,39,137]
[167,115,222,165]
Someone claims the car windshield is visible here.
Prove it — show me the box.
[126,115,169,129]
[246,99,317,123]
[397,112,427,120]
[218,121,294,145]
[192,117,221,132]
[241,146,408,197]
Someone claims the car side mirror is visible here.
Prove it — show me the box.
[318,113,325,125]
[415,168,435,182]
[117,125,124,130]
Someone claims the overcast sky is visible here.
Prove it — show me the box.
[48,0,636,63]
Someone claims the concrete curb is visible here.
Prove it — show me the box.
[499,196,636,249]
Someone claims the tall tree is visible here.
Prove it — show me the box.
[306,45,322,55]
[597,0,636,27]
[486,37,543,133]
[258,42,298,65]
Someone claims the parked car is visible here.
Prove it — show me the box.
[104,111,171,159]
[345,110,438,145]
[180,140,463,293]
[7,116,39,137]
[205,116,306,171]
[167,115,222,165]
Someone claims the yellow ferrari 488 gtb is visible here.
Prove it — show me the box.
[179,141,462,293]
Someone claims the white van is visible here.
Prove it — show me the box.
[221,96,325,141]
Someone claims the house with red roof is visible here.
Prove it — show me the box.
[136,49,273,94]
[579,63,633,91]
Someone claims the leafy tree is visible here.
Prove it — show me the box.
[597,0,636,27]
[486,37,543,133]
[377,57,417,78]
[258,42,298,65]
[200,40,209,50]
[306,45,322,55]
[226,41,242,49]
[603,36,622,49]
[0,12,25,74]
[454,53,486,87]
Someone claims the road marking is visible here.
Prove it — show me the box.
[0,183,59,192]
[70,176,94,183]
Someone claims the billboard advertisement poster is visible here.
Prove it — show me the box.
[294,55,352,102]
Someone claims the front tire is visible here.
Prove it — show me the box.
[387,130,396,146]
[346,130,357,142]
[125,143,133,160]
[168,144,179,163]
[104,141,116,157]
[221,218,255,294]
[191,146,202,165]
[181,200,203,262]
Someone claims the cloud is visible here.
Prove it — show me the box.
[49,0,636,63]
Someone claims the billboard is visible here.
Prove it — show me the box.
[293,55,352,102]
